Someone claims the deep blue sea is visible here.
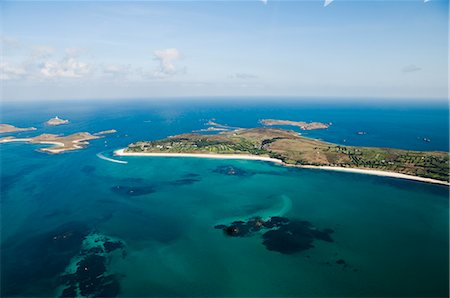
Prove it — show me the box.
[1,98,449,297]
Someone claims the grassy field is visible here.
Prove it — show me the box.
[126,128,449,182]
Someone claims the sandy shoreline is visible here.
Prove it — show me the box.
[0,138,65,146]
[114,149,449,186]
[114,149,284,163]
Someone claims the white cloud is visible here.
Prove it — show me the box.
[40,57,90,78]
[261,0,268,5]
[324,0,334,7]
[103,64,130,75]
[153,48,181,76]
[0,62,27,80]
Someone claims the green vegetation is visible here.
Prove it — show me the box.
[126,128,449,182]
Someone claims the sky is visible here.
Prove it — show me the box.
[0,0,448,101]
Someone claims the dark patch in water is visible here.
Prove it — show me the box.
[215,216,334,254]
[60,234,126,297]
[111,185,156,196]
[262,216,290,229]
[81,165,96,174]
[1,222,90,296]
[380,176,449,197]
[262,219,333,254]
[183,173,200,178]
[212,165,252,176]
[1,164,40,195]
[104,240,125,253]
[221,217,266,237]
[169,178,201,186]
[336,259,346,266]
[44,210,71,218]
[61,285,77,298]
[61,255,120,298]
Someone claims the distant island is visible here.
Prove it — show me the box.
[94,129,117,136]
[46,116,69,126]
[0,130,116,154]
[0,124,37,134]
[116,128,449,185]
[260,119,330,130]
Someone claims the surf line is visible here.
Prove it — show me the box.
[96,152,128,164]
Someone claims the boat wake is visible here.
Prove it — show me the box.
[96,152,128,164]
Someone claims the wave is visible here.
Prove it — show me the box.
[96,152,128,164]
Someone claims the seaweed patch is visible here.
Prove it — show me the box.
[169,178,201,186]
[215,216,334,254]
[212,165,252,177]
[111,185,156,196]
[59,232,126,297]
[0,222,90,296]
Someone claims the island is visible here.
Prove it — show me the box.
[260,119,330,130]
[46,116,69,126]
[0,124,37,134]
[0,130,115,154]
[116,128,449,185]
[94,129,117,136]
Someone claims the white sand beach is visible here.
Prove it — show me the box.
[114,149,449,186]
[114,149,284,164]
[299,165,450,186]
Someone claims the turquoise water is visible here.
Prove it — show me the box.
[1,99,449,297]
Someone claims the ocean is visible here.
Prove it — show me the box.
[1,98,448,297]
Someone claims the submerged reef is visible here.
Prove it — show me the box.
[169,178,201,186]
[0,221,126,297]
[215,216,334,254]
[0,222,90,296]
[212,165,252,177]
[110,175,202,197]
[59,232,126,298]
[111,185,156,197]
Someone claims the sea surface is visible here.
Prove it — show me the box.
[1,98,449,297]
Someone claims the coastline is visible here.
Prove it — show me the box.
[114,149,450,186]
[113,149,284,163]
[0,138,75,153]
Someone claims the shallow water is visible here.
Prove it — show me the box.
[1,99,448,297]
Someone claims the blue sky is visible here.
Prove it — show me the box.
[1,0,448,101]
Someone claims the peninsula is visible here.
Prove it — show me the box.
[46,116,69,126]
[117,128,449,185]
[0,130,115,154]
[260,119,330,130]
[0,124,37,134]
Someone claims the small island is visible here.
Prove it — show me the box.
[46,116,69,126]
[260,119,330,130]
[0,130,115,154]
[94,129,117,136]
[0,124,37,134]
[116,128,449,185]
